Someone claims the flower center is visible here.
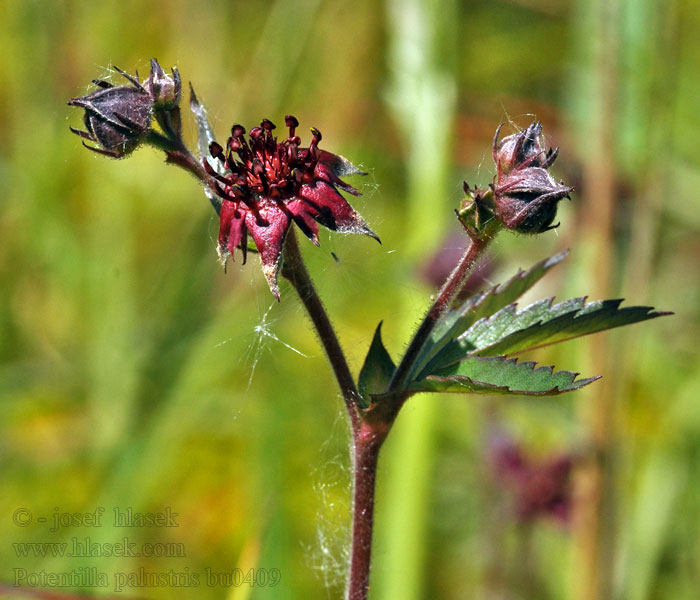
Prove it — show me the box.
[205,115,323,212]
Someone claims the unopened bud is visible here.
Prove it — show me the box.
[68,67,153,158]
[68,58,182,158]
[494,167,572,234]
[491,122,572,234]
[145,59,181,108]
[493,121,557,176]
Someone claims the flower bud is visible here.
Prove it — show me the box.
[145,59,181,109]
[68,67,153,158]
[68,59,181,158]
[491,122,573,234]
[493,121,557,175]
[493,167,572,234]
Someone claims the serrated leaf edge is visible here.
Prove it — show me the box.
[474,249,569,305]
[466,297,666,357]
[419,355,600,395]
[453,250,570,323]
[417,295,582,377]
[463,295,588,346]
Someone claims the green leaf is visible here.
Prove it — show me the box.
[423,297,670,375]
[358,322,396,408]
[409,250,569,381]
[449,250,570,332]
[409,355,598,396]
[477,299,669,356]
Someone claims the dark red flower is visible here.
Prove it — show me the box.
[205,116,378,298]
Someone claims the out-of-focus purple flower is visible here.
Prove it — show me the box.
[489,430,574,525]
[419,233,495,300]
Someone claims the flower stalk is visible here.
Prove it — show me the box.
[280,229,361,432]
[347,423,385,600]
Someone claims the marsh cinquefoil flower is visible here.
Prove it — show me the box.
[205,117,378,298]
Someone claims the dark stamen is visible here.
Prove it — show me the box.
[209,141,225,160]
[285,115,299,138]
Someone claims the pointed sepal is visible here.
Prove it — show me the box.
[358,322,396,409]
[189,83,221,213]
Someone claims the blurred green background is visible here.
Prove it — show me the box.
[1,0,698,598]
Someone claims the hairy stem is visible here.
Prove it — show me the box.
[145,130,212,185]
[164,147,210,183]
[347,423,386,600]
[281,229,361,431]
[388,235,491,393]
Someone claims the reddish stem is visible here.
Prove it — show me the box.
[144,130,216,197]
[347,423,386,600]
[167,129,378,595]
